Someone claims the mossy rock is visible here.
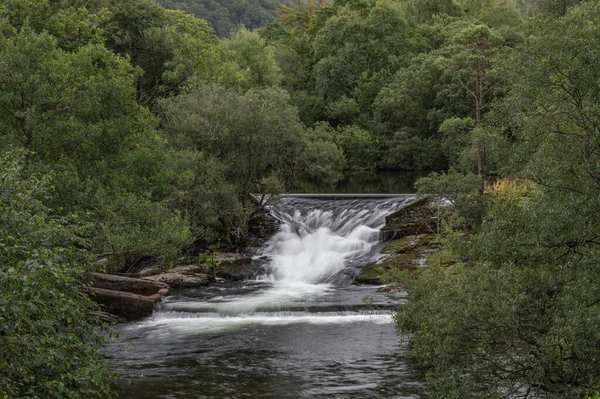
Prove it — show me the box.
[381,234,435,254]
[356,233,439,285]
[383,197,448,237]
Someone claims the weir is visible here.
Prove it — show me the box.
[263,194,416,283]
[107,194,427,399]
[148,194,417,323]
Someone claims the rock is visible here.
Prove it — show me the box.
[246,208,280,248]
[87,310,124,324]
[377,284,405,293]
[90,272,169,296]
[170,264,207,275]
[354,275,383,285]
[356,234,438,284]
[85,273,171,321]
[83,287,155,321]
[214,253,266,280]
[383,197,445,237]
[142,272,214,288]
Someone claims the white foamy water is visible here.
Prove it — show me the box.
[128,312,394,336]
[109,195,426,399]
[159,281,333,315]
[263,196,415,285]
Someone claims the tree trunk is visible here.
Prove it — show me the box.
[476,66,485,178]
[477,144,485,177]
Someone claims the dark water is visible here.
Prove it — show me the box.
[293,171,428,194]
[106,196,427,399]
[106,284,425,399]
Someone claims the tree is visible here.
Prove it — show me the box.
[219,28,282,89]
[398,0,460,22]
[0,150,115,398]
[310,1,425,104]
[397,3,600,397]
[0,0,109,51]
[445,24,503,176]
[0,28,191,269]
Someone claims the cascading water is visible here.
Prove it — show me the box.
[263,195,416,284]
[150,195,416,320]
[106,194,427,399]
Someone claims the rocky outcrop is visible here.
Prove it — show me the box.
[136,253,265,281]
[86,273,170,322]
[382,197,442,237]
[357,234,438,285]
[356,198,444,285]
[215,253,268,280]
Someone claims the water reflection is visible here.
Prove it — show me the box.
[292,171,428,194]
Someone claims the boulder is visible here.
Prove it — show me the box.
[377,284,405,293]
[215,253,266,280]
[83,287,155,321]
[383,197,442,237]
[170,264,207,274]
[90,272,169,296]
[142,272,214,288]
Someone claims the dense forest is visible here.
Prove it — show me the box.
[158,0,289,37]
[0,0,599,397]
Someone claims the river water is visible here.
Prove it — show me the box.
[106,195,427,398]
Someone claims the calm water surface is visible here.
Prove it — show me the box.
[292,171,428,194]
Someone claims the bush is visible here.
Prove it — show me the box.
[0,150,115,398]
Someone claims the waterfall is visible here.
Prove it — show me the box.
[140,194,417,328]
[262,195,416,284]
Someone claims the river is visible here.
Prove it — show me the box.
[105,194,428,398]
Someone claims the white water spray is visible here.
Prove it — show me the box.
[263,195,415,285]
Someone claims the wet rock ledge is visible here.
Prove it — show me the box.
[83,273,169,322]
[355,197,444,286]
[86,253,269,322]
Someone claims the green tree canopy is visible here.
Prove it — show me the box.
[0,150,115,398]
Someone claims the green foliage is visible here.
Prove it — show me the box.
[160,10,221,88]
[0,150,115,398]
[161,83,306,191]
[91,190,191,269]
[219,28,281,89]
[3,0,599,396]
[0,0,109,50]
[439,117,475,165]
[398,3,600,397]
[300,124,347,184]
[416,171,485,227]
[0,26,192,269]
[397,0,460,22]
[519,0,585,17]
[169,150,246,243]
[382,130,446,171]
[160,82,346,240]
[335,125,380,171]
[158,0,287,38]
[310,0,426,103]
